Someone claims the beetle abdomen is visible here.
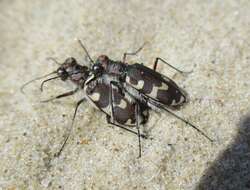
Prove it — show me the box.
[85,80,137,125]
[125,64,186,108]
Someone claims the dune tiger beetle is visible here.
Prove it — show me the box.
[90,41,213,142]
[21,42,150,158]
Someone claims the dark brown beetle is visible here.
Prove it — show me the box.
[94,54,187,110]
[90,42,213,142]
[21,56,149,158]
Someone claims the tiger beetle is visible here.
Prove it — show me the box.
[21,40,213,158]
[89,41,213,143]
[21,42,150,158]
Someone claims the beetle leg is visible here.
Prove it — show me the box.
[122,82,212,142]
[123,42,148,63]
[109,81,115,123]
[160,106,214,142]
[41,88,79,103]
[153,57,192,74]
[55,98,85,157]
[108,81,148,140]
[140,92,214,142]
[135,103,142,158]
[106,116,147,139]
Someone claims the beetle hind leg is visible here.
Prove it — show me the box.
[153,57,192,75]
[135,103,142,158]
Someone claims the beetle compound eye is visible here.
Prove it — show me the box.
[93,65,99,70]
[92,64,103,73]
[57,68,68,81]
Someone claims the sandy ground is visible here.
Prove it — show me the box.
[0,0,250,189]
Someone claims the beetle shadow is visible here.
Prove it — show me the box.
[196,114,250,190]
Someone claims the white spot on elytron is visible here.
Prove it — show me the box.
[89,92,101,101]
[125,119,133,125]
[135,80,144,89]
[115,99,127,109]
[171,96,185,106]
[126,76,144,89]
[171,99,178,106]
[148,82,169,98]
[179,96,185,104]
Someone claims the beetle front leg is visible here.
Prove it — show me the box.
[41,88,79,103]
[55,98,85,157]
[123,42,148,63]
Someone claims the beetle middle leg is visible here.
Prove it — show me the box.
[108,81,147,138]
[109,81,144,157]
[123,42,148,63]
[153,57,192,74]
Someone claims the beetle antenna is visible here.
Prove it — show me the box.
[20,71,57,94]
[46,57,62,65]
[40,76,60,92]
[77,39,94,64]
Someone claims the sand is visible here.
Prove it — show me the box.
[0,0,249,189]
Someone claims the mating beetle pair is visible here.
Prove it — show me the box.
[21,40,212,158]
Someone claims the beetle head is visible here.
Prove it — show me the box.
[21,57,90,93]
[56,57,77,81]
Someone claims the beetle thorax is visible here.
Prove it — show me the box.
[96,55,109,70]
